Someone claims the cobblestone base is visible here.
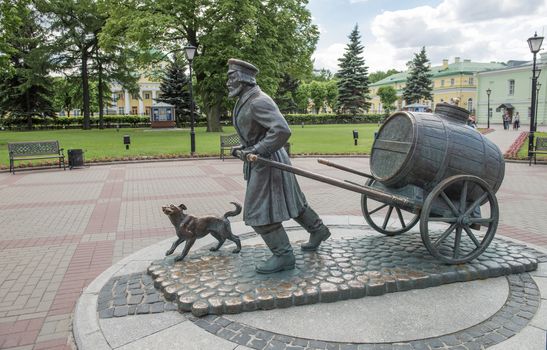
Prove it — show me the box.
[145,226,542,317]
[97,272,540,349]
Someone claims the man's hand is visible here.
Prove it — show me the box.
[230,145,244,158]
[238,147,258,161]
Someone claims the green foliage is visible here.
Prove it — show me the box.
[377,86,398,115]
[101,0,318,132]
[155,56,193,126]
[274,74,300,114]
[285,113,383,124]
[335,24,370,114]
[403,47,433,104]
[37,0,139,128]
[369,69,400,83]
[0,0,56,129]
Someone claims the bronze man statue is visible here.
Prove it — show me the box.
[227,58,331,274]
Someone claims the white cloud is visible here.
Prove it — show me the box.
[312,43,346,73]
[356,0,547,71]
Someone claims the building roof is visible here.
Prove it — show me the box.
[371,59,508,86]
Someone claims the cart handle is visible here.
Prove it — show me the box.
[317,159,374,179]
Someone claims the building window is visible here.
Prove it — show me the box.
[131,106,138,114]
[467,98,473,112]
[145,107,151,116]
[118,93,124,100]
[469,77,474,85]
[131,93,139,100]
[441,80,445,87]
[450,78,455,86]
[508,80,515,95]
[144,93,151,99]
[118,107,125,115]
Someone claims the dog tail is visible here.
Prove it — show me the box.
[223,202,242,219]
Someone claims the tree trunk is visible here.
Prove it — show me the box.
[98,59,104,129]
[25,90,32,130]
[81,51,90,129]
[206,100,223,132]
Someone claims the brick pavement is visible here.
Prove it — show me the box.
[0,127,546,349]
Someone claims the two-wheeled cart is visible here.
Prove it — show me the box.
[246,104,505,264]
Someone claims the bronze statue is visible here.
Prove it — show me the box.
[226,58,331,274]
[162,202,242,261]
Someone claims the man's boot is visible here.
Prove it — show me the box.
[294,206,331,251]
[254,224,295,274]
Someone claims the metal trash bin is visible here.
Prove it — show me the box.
[68,149,84,169]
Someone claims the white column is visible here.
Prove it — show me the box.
[152,90,157,100]
[124,90,130,114]
[138,89,144,115]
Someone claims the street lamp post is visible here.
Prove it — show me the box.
[536,82,542,131]
[184,45,197,155]
[486,88,491,129]
[527,32,543,159]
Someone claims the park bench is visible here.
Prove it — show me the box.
[8,140,66,174]
[220,133,241,161]
[529,137,547,166]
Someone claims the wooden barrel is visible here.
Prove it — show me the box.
[370,104,505,196]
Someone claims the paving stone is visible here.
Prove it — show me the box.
[136,303,150,314]
[113,306,129,317]
[99,308,114,319]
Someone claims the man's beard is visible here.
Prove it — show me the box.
[228,83,244,98]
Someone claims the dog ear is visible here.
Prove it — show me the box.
[179,204,187,211]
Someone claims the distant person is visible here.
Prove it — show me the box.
[467,114,477,128]
[503,111,510,130]
[513,112,520,130]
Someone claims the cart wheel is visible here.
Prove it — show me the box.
[420,175,499,264]
[361,179,420,236]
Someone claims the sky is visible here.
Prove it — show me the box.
[307,0,547,73]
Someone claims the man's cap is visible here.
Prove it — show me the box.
[227,58,259,77]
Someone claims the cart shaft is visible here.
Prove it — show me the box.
[318,159,375,179]
[247,155,419,211]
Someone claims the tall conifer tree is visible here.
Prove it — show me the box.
[155,57,193,126]
[403,47,433,104]
[0,0,55,129]
[335,24,370,114]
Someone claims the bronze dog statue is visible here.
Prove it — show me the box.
[162,202,242,261]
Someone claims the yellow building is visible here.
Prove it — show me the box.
[110,75,162,115]
[370,57,506,114]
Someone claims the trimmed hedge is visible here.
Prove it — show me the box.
[1,113,385,130]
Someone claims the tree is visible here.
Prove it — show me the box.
[335,24,370,114]
[308,81,326,113]
[403,47,433,104]
[38,0,139,129]
[369,69,400,83]
[52,76,78,117]
[102,0,318,132]
[295,82,311,113]
[377,86,398,115]
[0,0,55,129]
[155,56,193,126]
[274,73,300,114]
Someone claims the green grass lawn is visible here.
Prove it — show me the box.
[0,124,380,168]
[517,132,547,159]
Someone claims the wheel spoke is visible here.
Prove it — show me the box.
[382,206,394,229]
[460,181,468,212]
[433,222,457,248]
[453,226,462,258]
[441,191,459,215]
[463,226,481,247]
[469,217,494,225]
[368,203,389,215]
[463,193,488,217]
[427,217,458,223]
[395,207,406,228]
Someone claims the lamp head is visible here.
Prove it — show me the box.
[184,45,196,61]
[527,32,544,54]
